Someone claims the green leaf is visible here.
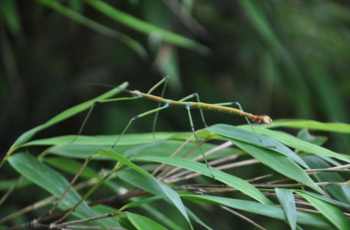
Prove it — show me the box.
[42,82,128,130]
[98,150,149,176]
[233,140,324,194]
[126,212,168,230]
[83,0,210,54]
[275,188,296,230]
[97,150,191,227]
[207,124,323,194]
[11,126,43,150]
[0,0,22,36]
[303,156,350,205]
[182,194,332,229]
[266,119,350,134]
[12,82,128,149]
[27,138,235,161]
[1,83,128,169]
[294,190,350,212]
[297,128,328,146]
[7,153,107,226]
[208,124,309,168]
[122,194,332,229]
[296,191,350,230]
[23,132,177,147]
[243,126,350,163]
[134,156,272,205]
[186,208,213,230]
[37,0,147,58]
[0,177,32,191]
[45,157,98,179]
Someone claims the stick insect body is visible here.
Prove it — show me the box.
[131,89,272,125]
[77,76,273,180]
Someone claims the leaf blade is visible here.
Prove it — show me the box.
[134,156,272,205]
[7,153,107,226]
[296,191,350,230]
[275,188,296,230]
[97,150,191,226]
[83,0,209,54]
[126,212,168,230]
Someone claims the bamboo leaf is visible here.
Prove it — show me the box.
[37,0,147,58]
[134,156,273,205]
[7,153,108,226]
[297,128,328,146]
[233,140,324,194]
[12,82,128,149]
[83,0,209,54]
[23,133,175,147]
[126,212,168,230]
[296,191,350,230]
[294,190,350,212]
[303,156,350,205]
[97,150,192,227]
[265,119,350,134]
[182,195,332,229]
[123,194,332,228]
[242,126,350,163]
[207,124,309,168]
[275,188,296,230]
[207,124,323,194]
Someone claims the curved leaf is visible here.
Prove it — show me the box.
[134,156,272,205]
[97,150,191,227]
[296,191,350,230]
[7,153,108,226]
[12,82,128,149]
[303,156,350,205]
[207,124,323,194]
[182,194,332,229]
[37,0,147,58]
[243,126,350,163]
[83,0,209,54]
[208,124,309,168]
[233,140,323,194]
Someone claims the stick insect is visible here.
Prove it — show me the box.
[75,76,273,179]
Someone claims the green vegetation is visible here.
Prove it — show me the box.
[1,0,349,229]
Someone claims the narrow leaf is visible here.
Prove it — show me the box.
[296,191,350,230]
[275,188,296,230]
[243,126,350,163]
[134,156,273,205]
[97,150,191,226]
[208,124,309,168]
[207,124,323,194]
[83,0,209,54]
[7,153,107,226]
[266,119,350,134]
[303,156,350,205]
[122,194,332,229]
[37,0,147,58]
[233,140,324,194]
[12,82,128,149]
[126,212,168,230]
[182,194,332,229]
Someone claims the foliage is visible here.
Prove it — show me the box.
[1,0,350,229]
[1,87,350,229]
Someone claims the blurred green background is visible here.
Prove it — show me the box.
[0,0,349,229]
